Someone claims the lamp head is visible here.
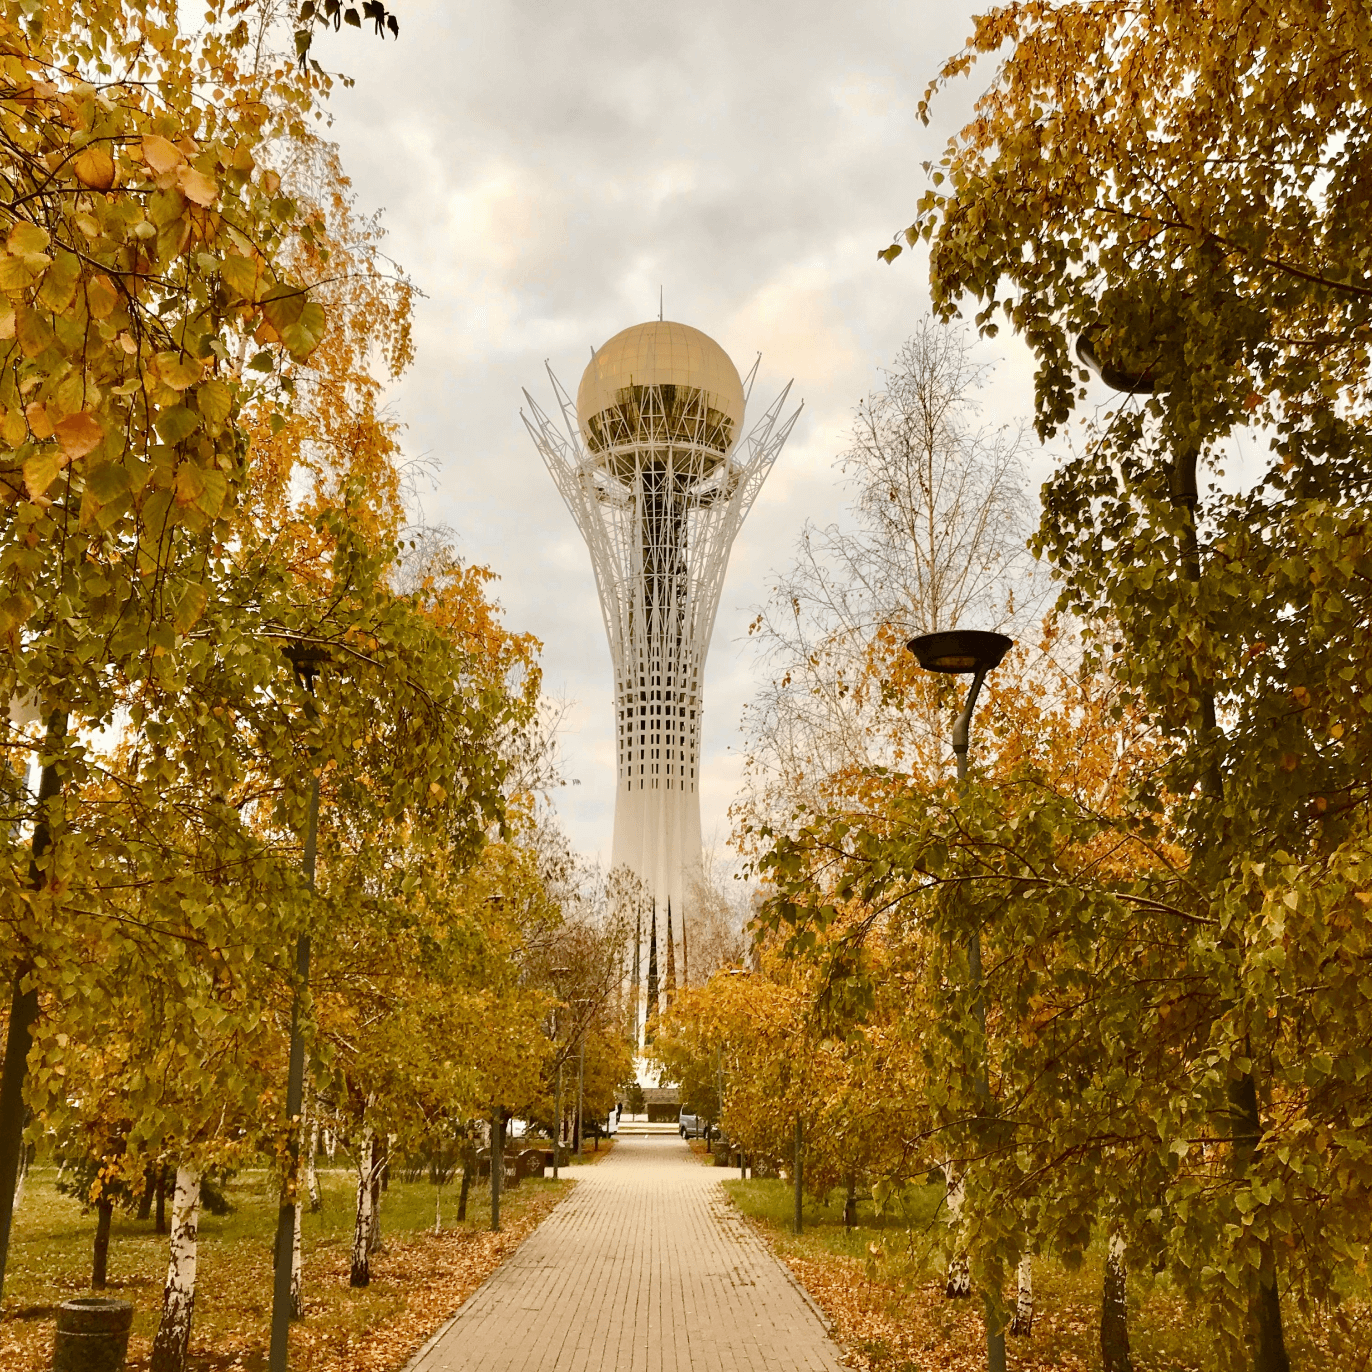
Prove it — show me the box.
[905,630,1013,675]
[283,641,331,693]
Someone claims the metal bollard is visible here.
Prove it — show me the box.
[53,1297,134,1372]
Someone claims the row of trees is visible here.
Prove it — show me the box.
[0,3,634,1368]
[664,9,1371,1371]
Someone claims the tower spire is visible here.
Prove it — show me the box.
[680,902,689,989]
[665,901,677,1008]
[629,910,642,1048]
[647,900,659,1039]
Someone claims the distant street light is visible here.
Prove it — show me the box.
[905,631,1013,784]
[549,966,571,1179]
[572,997,593,1157]
[269,641,329,1372]
[906,629,1012,1372]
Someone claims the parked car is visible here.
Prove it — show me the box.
[678,1111,708,1139]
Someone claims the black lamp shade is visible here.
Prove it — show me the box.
[906,630,1013,675]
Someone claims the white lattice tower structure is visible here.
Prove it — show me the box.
[523,321,799,941]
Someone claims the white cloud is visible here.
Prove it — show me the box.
[323,0,1043,862]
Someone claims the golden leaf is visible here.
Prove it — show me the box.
[174,462,206,506]
[141,134,183,175]
[0,310,12,340]
[178,164,218,207]
[155,351,204,391]
[23,447,68,498]
[53,411,104,459]
[6,222,49,256]
[16,307,56,358]
[24,401,52,440]
[87,275,119,320]
[173,582,208,632]
[73,145,116,190]
[219,253,260,300]
[1,408,25,446]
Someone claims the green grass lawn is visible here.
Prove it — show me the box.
[1,1162,570,1372]
[723,1177,1371,1372]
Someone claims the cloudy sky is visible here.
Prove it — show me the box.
[319,0,1055,864]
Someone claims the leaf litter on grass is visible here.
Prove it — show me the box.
[1,1170,570,1372]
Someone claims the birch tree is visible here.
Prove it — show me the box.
[150,1164,201,1372]
[741,320,1040,832]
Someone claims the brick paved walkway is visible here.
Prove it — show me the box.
[409,1133,846,1372]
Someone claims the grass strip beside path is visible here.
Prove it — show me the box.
[2,1166,571,1372]
[722,1178,1369,1372]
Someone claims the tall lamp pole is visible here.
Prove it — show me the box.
[906,629,1012,1372]
[1077,332,1287,1372]
[549,967,570,1179]
[269,643,328,1372]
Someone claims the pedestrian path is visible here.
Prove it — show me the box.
[408,1133,846,1372]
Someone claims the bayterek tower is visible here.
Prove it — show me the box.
[523,322,798,1018]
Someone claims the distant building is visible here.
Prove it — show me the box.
[642,1085,681,1124]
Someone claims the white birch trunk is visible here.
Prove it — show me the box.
[290,1189,304,1318]
[324,1126,336,1160]
[150,1164,201,1372]
[944,1167,971,1298]
[12,1144,27,1212]
[1101,1231,1133,1372]
[1011,1253,1033,1336]
[368,1160,382,1253]
[305,1117,321,1212]
[434,1186,442,1234]
[350,1131,373,1288]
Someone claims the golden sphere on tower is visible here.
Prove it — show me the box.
[576,321,746,460]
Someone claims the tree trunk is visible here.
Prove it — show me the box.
[944,1168,971,1299]
[150,1164,201,1372]
[290,1191,304,1319]
[1011,1254,1033,1336]
[12,1140,30,1215]
[0,716,65,1300]
[368,1134,384,1254]
[1229,1072,1291,1372]
[457,1159,473,1223]
[155,1166,168,1235]
[305,1118,321,1213]
[491,1110,504,1233]
[351,1131,373,1288]
[137,1165,155,1222]
[91,1198,114,1290]
[434,1187,442,1235]
[844,1172,857,1229]
[1101,1232,1133,1372]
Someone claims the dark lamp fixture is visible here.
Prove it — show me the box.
[1075,334,1158,395]
[906,630,1013,676]
[283,641,330,693]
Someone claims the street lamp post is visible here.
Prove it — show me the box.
[269,643,328,1372]
[491,1108,505,1233]
[906,629,1012,1372]
[569,995,592,1158]
[549,967,571,1179]
[1077,332,1288,1372]
[576,1032,585,1157]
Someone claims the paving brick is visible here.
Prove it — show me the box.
[409,1134,845,1372]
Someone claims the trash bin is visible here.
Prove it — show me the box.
[53,1297,134,1372]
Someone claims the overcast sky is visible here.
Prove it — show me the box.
[319,0,1057,865]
